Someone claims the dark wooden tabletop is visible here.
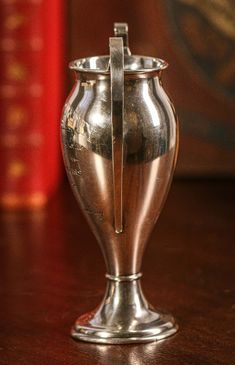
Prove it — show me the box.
[0,179,234,365]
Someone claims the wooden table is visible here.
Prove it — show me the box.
[0,180,234,365]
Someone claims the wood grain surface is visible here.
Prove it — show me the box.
[0,179,234,364]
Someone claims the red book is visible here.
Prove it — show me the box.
[0,0,63,208]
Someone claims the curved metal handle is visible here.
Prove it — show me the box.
[109,37,124,234]
[114,23,131,55]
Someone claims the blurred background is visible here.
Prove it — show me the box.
[1,3,234,362]
[0,0,235,209]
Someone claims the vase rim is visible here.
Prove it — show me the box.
[69,55,168,75]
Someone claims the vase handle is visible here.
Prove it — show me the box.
[109,37,124,234]
[114,22,131,55]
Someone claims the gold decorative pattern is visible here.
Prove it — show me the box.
[1,37,44,51]
[1,133,43,147]
[6,62,28,82]
[0,84,43,98]
[7,160,27,178]
[0,192,47,209]
[6,106,28,128]
[4,14,27,31]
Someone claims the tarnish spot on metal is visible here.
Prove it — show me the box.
[69,168,82,176]
[81,80,96,89]
[84,208,104,222]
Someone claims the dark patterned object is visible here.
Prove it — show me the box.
[163,0,235,175]
[167,0,235,99]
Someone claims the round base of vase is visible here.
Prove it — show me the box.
[71,310,178,344]
[71,275,178,344]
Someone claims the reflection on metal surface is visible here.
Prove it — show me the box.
[114,22,131,55]
[110,37,124,233]
[61,22,179,343]
[93,341,164,365]
[72,277,178,344]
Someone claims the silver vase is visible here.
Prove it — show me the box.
[61,23,179,344]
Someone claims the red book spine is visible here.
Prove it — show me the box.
[0,0,63,209]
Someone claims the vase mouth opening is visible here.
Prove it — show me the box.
[69,55,168,75]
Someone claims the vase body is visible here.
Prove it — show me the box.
[62,75,177,275]
[61,23,179,343]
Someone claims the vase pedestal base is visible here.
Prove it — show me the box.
[71,275,178,344]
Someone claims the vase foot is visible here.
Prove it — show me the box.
[71,276,178,344]
[71,310,178,344]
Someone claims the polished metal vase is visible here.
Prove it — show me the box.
[61,23,179,344]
